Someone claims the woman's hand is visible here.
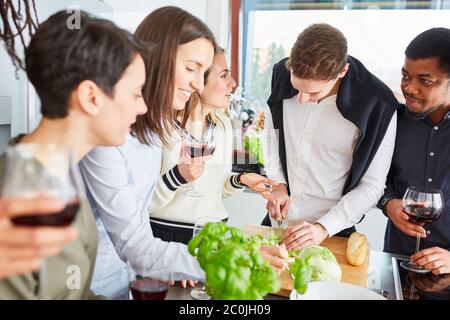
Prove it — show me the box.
[239,173,278,202]
[169,279,197,288]
[177,142,213,182]
[259,244,289,269]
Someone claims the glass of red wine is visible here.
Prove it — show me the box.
[400,186,444,274]
[0,143,82,299]
[175,117,216,198]
[127,254,173,300]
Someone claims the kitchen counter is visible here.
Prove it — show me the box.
[164,250,404,300]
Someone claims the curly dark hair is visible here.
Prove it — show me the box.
[405,27,450,78]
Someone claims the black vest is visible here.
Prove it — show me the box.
[267,56,400,195]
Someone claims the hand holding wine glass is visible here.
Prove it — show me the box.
[174,118,216,198]
[385,198,427,238]
[400,186,444,274]
[0,197,78,279]
[0,144,82,298]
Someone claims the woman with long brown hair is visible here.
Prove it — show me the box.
[149,48,278,244]
[79,6,216,299]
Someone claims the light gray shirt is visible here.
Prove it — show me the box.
[80,134,204,299]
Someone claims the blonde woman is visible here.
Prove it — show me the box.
[149,48,278,244]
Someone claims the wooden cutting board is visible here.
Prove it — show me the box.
[242,225,370,298]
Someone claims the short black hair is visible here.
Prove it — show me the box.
[25,10,147,118]
[405,27,450,78]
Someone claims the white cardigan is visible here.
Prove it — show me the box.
[149,111,245,224]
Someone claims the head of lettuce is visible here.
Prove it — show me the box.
[290,245,342,294]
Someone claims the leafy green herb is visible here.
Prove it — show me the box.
[188,223,280,300]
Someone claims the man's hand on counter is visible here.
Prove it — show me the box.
[411,247,450,275]
[282,221,328,251]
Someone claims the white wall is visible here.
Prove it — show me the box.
[0,0,113,153]
[105,0,230,49]
[105,0,208,33]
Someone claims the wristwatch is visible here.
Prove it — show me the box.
[380,196,393,217]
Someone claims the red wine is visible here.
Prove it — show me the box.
[184,144,215,158]
[11,200,80,227]
[130,279,168,300]
[404,203,442,224]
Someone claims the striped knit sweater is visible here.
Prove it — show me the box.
[148,111,245,224]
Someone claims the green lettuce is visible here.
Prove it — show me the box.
[289,245,342,294]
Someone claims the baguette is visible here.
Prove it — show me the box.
[346,232,368,266]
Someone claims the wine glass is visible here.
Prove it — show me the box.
[400,186,444,274]
[174,118,216,198]
[190,216,222,300]
[0,143,82,299]
[127,254,173,300]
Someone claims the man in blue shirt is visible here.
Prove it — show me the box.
[378,28,450,275]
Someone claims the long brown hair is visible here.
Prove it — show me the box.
[132,6,216,146]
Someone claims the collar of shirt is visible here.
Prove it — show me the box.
[445,111,450,121]
[316,94,338,106]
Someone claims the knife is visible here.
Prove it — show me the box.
[276,219,284,244]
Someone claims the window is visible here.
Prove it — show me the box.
[241,0,450,107]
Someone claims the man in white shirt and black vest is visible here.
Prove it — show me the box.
[263,23,400,251]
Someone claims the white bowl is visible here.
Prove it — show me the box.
[290,281,387,300]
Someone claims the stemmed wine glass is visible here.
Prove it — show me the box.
[400,186,444,274]
[174,117,216,198]
[190,216,222,300]
[0,144,82,299]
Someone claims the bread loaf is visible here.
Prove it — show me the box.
[346,232,368,266]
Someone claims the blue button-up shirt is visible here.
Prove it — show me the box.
[381,107,450,256]
[79,134,204,299]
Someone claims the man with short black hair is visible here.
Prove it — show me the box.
[378,28,450,275]
[264,23,399,251]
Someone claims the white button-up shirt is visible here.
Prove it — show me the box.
[264,94,397,236]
